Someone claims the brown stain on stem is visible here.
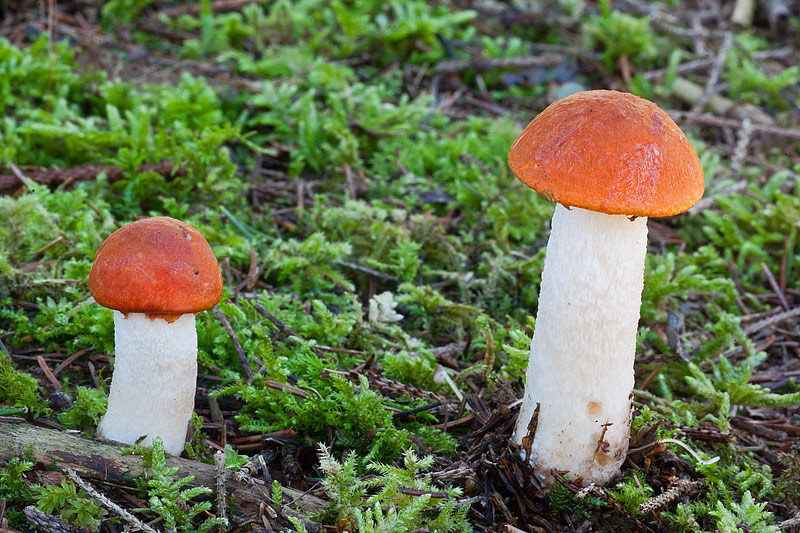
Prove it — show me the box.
[586,401,602,416]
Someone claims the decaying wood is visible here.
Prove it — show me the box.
[0,422,326,517]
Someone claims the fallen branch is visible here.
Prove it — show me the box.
[670,77,773,125]
[63,467,158,533]
[0,421,326,518]
[0,162,185,195]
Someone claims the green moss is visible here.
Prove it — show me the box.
[584,0,660,68]
[0,456,38,527]
[318,446,471,532]
[57,386,108,434]
[0,351,48,418]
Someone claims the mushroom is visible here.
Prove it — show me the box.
[507,90,704,485]
[89,216,222,455]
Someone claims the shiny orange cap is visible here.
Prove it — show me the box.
[89,217,222,321]
[508,90,704,217]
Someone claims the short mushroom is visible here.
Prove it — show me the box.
[89,216,222,455]
[508,90,704,484]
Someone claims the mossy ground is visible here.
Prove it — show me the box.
[1,1,799,531]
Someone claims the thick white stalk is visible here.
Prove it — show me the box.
[513,205,648,484]
[97,312,197,455]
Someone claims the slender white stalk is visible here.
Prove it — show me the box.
[97,311,197,455]
[513,205,648,484]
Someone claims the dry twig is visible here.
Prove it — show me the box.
[642,47,792,81]
[743,307,800,334]
[63,467,159,533]
[212,306,252,379]
[251,302,300,338]
[637,479,704,514]
[669,111,800,138]
[691,31,733,114]
[0,162,184,194]
[213,451,228,531]
[435,53,563,74]
[729,116,753,175]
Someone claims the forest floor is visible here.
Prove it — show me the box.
[1,0,800,531]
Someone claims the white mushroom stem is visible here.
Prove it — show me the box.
[513,204,648,485]
[97,311,197,455]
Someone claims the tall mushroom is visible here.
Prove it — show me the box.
[508,90,704,485]
[89,216,222,455]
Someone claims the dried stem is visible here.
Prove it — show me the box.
[691,31,733,114]
[213,451,228,531]
[638,479,704,514]
[212,306,252,379]
[0,162,184,194]
[63,467,159,533]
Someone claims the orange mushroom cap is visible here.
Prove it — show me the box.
[508,90,704,217]
[89,217,223,321]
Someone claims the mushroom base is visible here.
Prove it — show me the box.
[513,205,648,485]
[97,311,197,455]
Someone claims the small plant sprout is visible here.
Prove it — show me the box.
[507,90,704,485]
[432,365,463,402]
[433,365,472,413]
[629,438,720,466]
[89,217,222,455]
